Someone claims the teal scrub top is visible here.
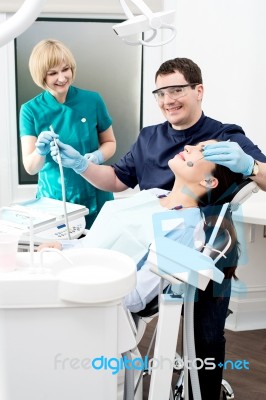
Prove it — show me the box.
[19,86,114,228]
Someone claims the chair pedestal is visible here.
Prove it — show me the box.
[148,293,183,400]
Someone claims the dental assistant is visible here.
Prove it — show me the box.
[19,39,116,228]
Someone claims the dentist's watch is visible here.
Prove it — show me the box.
[249,160,259,176]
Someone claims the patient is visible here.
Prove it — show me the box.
[38,140,243,312]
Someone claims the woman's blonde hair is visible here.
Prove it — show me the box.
[29,39,77,89]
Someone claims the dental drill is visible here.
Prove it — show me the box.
[49,125,71,240]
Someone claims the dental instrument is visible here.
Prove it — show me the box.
[49,125,71,240]
[113,0,176,47]
[186,156,204,167]
[187,139,231,167]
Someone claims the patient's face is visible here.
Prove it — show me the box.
[169,140,217,183]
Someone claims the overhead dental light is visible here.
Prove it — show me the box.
[113,0,176,47]
[0,0,46,48]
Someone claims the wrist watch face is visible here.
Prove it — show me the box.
[251,161,259,176]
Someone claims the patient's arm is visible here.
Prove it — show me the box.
[37,241,62,251]
[124,261,168,313]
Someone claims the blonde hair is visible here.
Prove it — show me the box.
[29,39,77,89]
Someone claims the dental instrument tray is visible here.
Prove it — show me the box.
[0,197,89,240]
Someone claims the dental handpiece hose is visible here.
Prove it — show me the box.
[49,125,71,240]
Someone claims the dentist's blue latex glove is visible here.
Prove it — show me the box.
[50,140,89,174]
[203,141,254,176]
[35,131,59,156]
[84,149,104,165]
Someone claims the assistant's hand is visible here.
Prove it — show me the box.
[203,141,254,175]
[50,140,89,174]
[84,149,104,165]
[35,131,59,156]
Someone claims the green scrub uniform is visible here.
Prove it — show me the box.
[19,86,114,228]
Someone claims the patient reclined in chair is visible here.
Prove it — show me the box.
[41,139,257,315]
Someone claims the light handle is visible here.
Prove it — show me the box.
[0,0,46,47]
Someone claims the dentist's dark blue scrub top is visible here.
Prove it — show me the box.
[113,113,266,190]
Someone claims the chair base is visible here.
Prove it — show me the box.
[171,374,234,400]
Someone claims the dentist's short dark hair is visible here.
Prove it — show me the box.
[155,57,203,85]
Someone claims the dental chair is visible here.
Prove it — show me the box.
[129,178,259,400]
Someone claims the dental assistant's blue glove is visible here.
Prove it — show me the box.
[50,140,89,174]
[84,149,104,164]
[35,131,59,156]
[203,141,254,176]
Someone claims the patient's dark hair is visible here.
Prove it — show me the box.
[200,164,244,284]
[200,164,244,207]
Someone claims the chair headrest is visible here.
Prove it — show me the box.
[228,179,259,211]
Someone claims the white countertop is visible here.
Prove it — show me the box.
[233,192,266,225]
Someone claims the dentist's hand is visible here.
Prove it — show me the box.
[50,140,89,174]
[203,141,254,176]
[84,150,104,165]
[35,131,59,156]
